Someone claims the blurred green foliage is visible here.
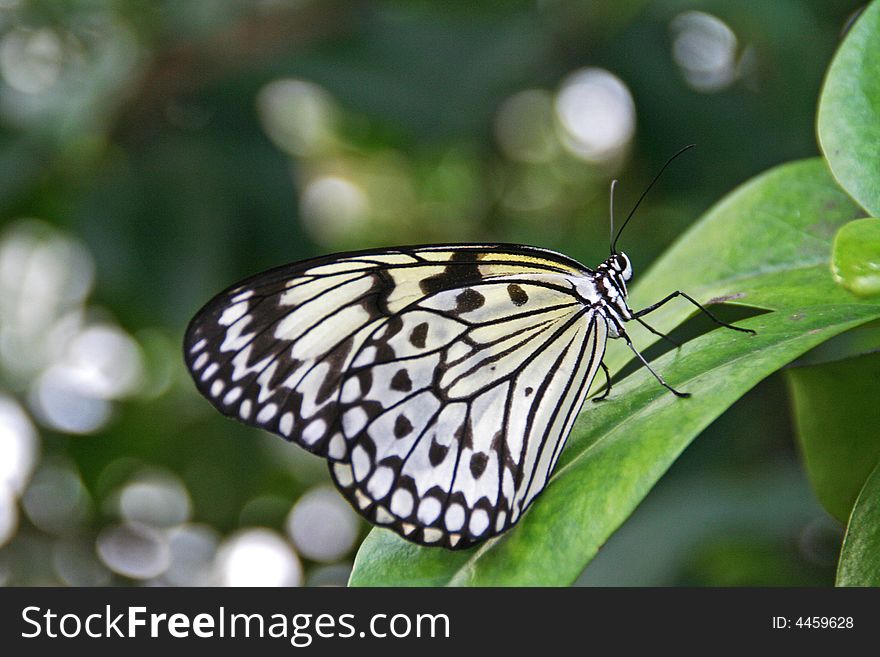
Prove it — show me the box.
[0,0,875,586]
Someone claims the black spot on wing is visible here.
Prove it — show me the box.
[469,452,488,479]
[390,368,413,392]
[409,322,429,348]
[507,283,529,306]
[455,288,485,313]
[394,414,413,438]
[429,440,449,466]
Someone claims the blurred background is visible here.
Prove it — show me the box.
[0,0,863,586]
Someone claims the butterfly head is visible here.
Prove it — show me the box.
[610,252,632,282]
[596,251,632,302]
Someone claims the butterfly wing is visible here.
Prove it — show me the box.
[184,244,603,548]
[329,283,606,548]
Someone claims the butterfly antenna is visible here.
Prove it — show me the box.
[611,144,695,253]
[609,179,618,255]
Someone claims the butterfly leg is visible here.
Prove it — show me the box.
[620,330,690,398]
[634,316,680,348]
[592,361,612,402]
[632,290,756,335]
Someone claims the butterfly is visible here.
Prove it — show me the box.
[183,146,754,549]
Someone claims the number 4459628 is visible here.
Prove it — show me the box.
[796,617,853,629]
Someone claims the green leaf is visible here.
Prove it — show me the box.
[831,218,880,297]
[351,308,880,586]
[349,159,880,586]
[786,352,880,522]
[817,0,880,216]
[837,460,880,586]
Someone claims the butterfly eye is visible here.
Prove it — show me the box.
[616,253,632,281]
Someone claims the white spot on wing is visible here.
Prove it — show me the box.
[469,508,489,536]
[327,432,346,459]
[230,290,254,303]
[444,503,465,531]
[279,412,294,436]
[366,466,394,500]
[391,489,413,517]
[333,462,353,487]
[342,407,368,436]
[422,528,443,543]
[223,387,242,405]
[340,378,362,403]
[256,403,278,423]
[220,316,255,352]
[219,302,249,326]
[302,418,327,444]
[201,362,218,382]
[417,497,441,524]
[373,505,394,524]
[351,445,371,481]
[354,490,371,509]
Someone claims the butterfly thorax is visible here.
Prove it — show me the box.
[576,251,634,338]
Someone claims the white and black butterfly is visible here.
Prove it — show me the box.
[183,148,753,549]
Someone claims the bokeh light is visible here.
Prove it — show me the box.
[214,528,303,587]
[0,221,144,436]
[117,469,192,528]
[554,68,635,163]
[30,368,112,434]
[0,27,63,95]
[671,11,739,92]
[299,175,370,246]
[286,486,360,563]
[0,395,38,496]
[257,78,338,157]
[0,220,94,379]
[163,524,221,587]
[22,458,92,534]
[96,523,171,580]
[52,537,112,586]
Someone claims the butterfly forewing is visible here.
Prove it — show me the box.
[184,244,603,548]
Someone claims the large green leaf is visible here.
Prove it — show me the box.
[837,460,880,586]
[817,0,880,216]
[786,352,880,523]
[349,159,879,586]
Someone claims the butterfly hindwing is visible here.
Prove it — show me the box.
[184,243,602,548]
[330,288,605,548]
